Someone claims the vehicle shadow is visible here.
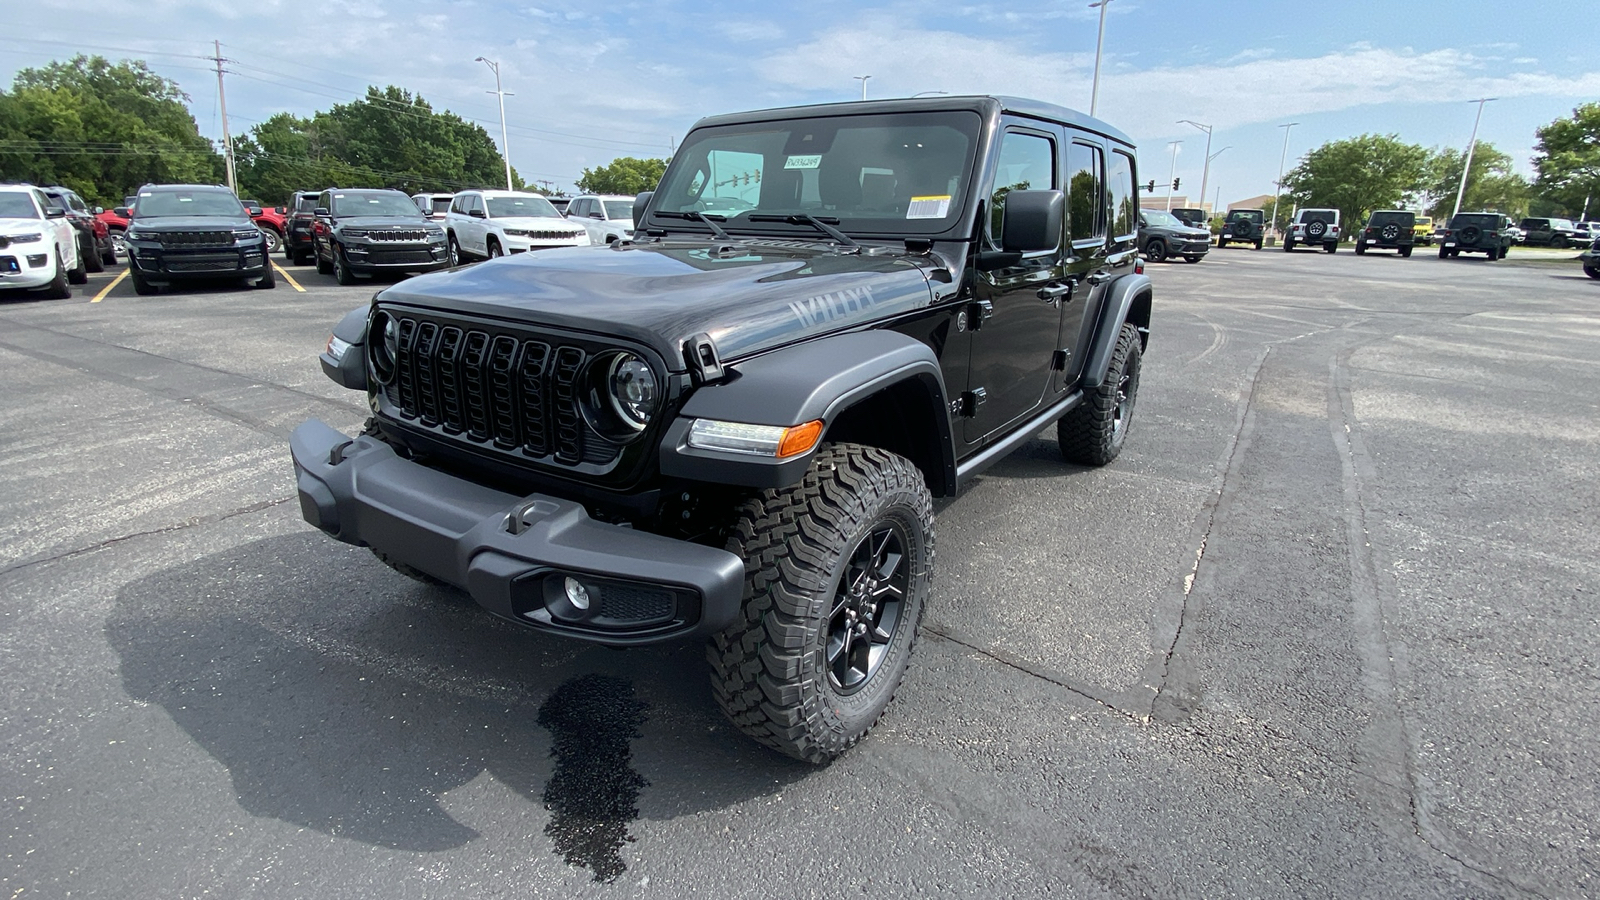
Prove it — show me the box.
[106,532,805,864]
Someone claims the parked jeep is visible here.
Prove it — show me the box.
[1285,208,1340,253]
[122,184,275,294]
[1169,207,1207,228]
[1215,209,1264,249]
[1355,209,1415,257]
[291,96,1154,763]
[1138,209,1209,262]
[1439,212,1514,260]
[1413,215,1434,246]
[1517,216,1579,249]
[311,188,450,284]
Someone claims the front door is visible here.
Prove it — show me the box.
[964,125,1067,444]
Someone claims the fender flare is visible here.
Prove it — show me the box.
[319,305,370,391]
[1081,272,1152,390]
[659,330,956,494]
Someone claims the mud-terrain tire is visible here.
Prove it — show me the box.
[1283,237,1296,252]
[1058,322,1142,466]
[709,443,933,764]
[1400,246,1412,258]
[1254,238,1263,250]
[1216,237,1228,248]
[1325,241,1337,254]
[1355,242,1366,255]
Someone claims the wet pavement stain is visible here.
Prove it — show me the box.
[536,673,650,883]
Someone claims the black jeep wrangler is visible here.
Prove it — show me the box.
[1355,209,1415,257]
[291,96,1153,762]
[1439,212,1514,260]
[1215,209,1264,249]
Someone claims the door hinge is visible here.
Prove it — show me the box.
[966,299,994,330]
[955,387,987,417]
[1051,349,1071,371]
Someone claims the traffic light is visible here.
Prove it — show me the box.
[1144,180,1156,193]
[1173,177,1180,190]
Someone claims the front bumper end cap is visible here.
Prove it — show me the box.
[289,419,746,645]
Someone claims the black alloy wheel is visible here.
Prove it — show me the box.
[1058,321,1141,465]
[1145,240,1168,263]
[827,522,911,694]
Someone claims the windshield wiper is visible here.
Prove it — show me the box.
[748,214,860,251]
[653,210,732,240]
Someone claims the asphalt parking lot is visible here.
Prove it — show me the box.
[2,247,1596,899]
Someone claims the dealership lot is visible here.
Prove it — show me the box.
[2,252,1596,897]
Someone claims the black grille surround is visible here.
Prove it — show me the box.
[373,307,670,480]
[158,230,237,248]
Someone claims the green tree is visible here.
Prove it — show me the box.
[576,157,669,195]
[1282,134,1430,231]
[233,86,518,203]
[1531,103,1600,219]
[0,55,220,205]
[1422,143,1529,220]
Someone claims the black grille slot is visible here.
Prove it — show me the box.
[595,584,675,626]
[368,249,436,265]
[158,230,235,248]
[383,313,633,470]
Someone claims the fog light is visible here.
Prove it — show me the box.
[564,576,591,611]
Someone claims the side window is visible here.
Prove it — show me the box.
[318,192,331,213]
[1108,150,1137,246]
[450,195,465,214]
[570,199,588,217]
[1066,142,1105,244]
[988,130,1056,249]
[68,192,88,212]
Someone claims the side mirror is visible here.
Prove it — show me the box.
[247,206,263,217]
[274,206,285,215]
[589,211,604,220]
[633,191,652,227]
[1000,190,1064,254]
[468,208,486,219]
[313,207,329,217]
[94,206,104,214]
[113,207,130,217]
[45,206,68,219]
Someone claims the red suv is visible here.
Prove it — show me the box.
[240,199,288,255]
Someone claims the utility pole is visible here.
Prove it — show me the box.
[476,57,515,190]
[1089,0,1114,116]
[1179,120,1213,215]
[1165,141,1182,211]
[209,40,236,192]
[854,75,871,101]
[1451,98,1496,221]
[1273,122,1299,239]
[1452,98,1497,220]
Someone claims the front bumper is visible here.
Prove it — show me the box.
[290,419,745,646]
[504,234,589,253]
[0,248,57,289]
[343,241,450,273]
[128,242,268,280]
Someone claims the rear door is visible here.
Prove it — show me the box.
[963,122,1067,444]
[1054,135,1130,393]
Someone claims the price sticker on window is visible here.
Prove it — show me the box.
[906,195,951,219]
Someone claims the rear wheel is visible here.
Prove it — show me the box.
[83,236,104,273]
[709,444,933,764]
[1217,237,1228,248]
[1283,237,1295,252]
[1355,242,1366,255]
[1325,242,1337,254]
[1058,322,1142,466]
[1400,246,1412,258]
[1254,238,1263,250]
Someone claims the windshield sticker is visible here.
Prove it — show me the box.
[789,285,876,327]
[906,195,951,219]
[784,155,823,170]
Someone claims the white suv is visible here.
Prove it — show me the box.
[445,190,590,263]
[566,194,637,244]
[411,192,454,222]
[0,184,82,298]
[1285,208,1342,253]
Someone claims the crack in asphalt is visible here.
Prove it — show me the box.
[922,624,1133,718]
[0,496,296,581]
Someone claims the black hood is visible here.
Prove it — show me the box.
[374,239,937,370]
[128,215,251,231]
[334,216,434,230]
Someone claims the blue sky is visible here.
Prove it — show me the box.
[3,1,1596,206]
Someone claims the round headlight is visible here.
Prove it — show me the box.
[369,311,398,384]
[607,354,658,430]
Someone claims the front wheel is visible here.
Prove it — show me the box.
[129,267,157,295]
[448,235,462,266]
[256,262,276,289]
[1217,238,1228,248]
[1058,322,1142,466]
[334,248,357,285]
[1325,242,1337,254]
[1283,237,1295,252]
[316,243,333,275]
[1254,239,1263,250]
[1584,264,1600,280]
[67,247,88,284]
[709,444,933,764]
[1145,240,1168,263]
[44,252,72,299]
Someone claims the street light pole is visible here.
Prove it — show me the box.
[854,75,871,101]
[1165,140,1182,211]
[1451,98,1496,221]
[1179,119,1213,216]
[1206,146,1230,216]
[475,57,515,190]
[1089,0,1113,116]
[1273,122,1299,239]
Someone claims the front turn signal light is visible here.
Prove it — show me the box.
[776,419,824,458]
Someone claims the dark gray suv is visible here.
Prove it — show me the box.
[1138,209,1210,263]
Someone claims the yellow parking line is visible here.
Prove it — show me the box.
[91,268,128,302]
[273,261,306,293]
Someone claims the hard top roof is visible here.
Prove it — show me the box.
[690,95,1133,147]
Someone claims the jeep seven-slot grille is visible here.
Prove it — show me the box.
[384,313,622,468]
[369,229,430,242]
[158,231,236,248]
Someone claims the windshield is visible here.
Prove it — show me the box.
[0,193,39,219]
[1451,214,1499,227]
[652,110,981,235]
[1369,212,1412,226]
[488,196,561,218]
[134,190,246,218]
[603,200,636,221]
[294,195,318,212]
[331,192,422,218]
[1141,210,1180,227]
